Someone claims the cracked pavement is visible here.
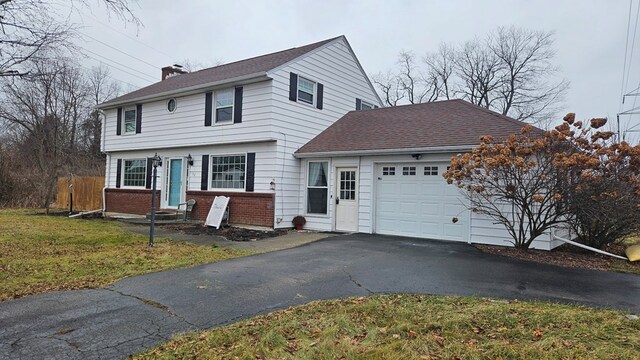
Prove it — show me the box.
[1,233,639,359]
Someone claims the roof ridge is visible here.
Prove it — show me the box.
[188,36,342,75]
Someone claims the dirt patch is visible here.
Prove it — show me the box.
[476,242,640,274]
[161,223,288,242]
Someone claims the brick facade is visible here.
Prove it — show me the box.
[104,189,275,227]
[187,191,274,227]
[105,188,161,215]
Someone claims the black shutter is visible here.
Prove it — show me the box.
[116,107,122,135]
[135,104,142,134]
[316,83,323,110]
[234,86,243,123]
[145,158,152,189]
[201,155,209,190]
[245,153,255,192]
[115,159,122,188]
[356,98,362,110]
[289,73,298,101]
[204,92,213,126]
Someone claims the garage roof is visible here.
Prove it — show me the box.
[100,36,340,107]
[296,99,534,156]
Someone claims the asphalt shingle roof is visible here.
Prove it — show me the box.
[101,36,340,106]
[296,99,532,154]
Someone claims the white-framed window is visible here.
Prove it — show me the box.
[402,166,416,176]
[123,106,136,134]
[210,154,245,189]
[215,89,234,123]
[424,166,438,176]
[123,159,146,187]
[298,77,315,105]
[382,166,395,176]
[307,161,328,214]
[360,101,374,110]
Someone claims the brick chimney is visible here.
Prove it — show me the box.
[161,64,187,81]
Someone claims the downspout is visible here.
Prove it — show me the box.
[551,230,628,260]
[103,154,110,212]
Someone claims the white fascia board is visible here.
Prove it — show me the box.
[293,145,476,158]
[97,72,270,110]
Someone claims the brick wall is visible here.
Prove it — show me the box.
[105,188,161,215]
[187,191,274,227]
[104,189,275,227]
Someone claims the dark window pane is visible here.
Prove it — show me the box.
[298,91,313,104]
[216,107,232,122]
[307,188,327,214]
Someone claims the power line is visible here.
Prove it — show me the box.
[620,0,633,112]
[624,0,640,94]
[83,48,156,83]
[78,62,141,90]
[80,32,162,71]
[82,12,175,61]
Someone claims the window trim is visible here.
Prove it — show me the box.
[214,88,234,125]
[123,106,137,135]
[306,160,329,216]
[297,76,316,106]
[360,100,374,110]
[121,158,147,188]
[209,153,247,191]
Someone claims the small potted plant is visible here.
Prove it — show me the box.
[292,215,306,231]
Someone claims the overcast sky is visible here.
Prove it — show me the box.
[69,0,640,136]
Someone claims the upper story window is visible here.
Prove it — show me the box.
[360,101,374,110]
[123,106,137,134]
[215,89,234,123]
[123,159,146,187]
[210,155,245,189]
[167,98,177,112]
[297,77,315,105]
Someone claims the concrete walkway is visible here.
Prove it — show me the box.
[120,224,335,253]
[1,234,638,359]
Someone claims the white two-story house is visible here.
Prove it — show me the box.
[99,36,382,228]
[100,35,565,250]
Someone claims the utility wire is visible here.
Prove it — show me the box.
[83,49,156,83]
[624,0,640,94]
[82,12,175,61]
[620,0,633,112]
[80,32,162,71]
[78,62,141,90]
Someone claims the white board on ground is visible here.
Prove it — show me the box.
[205,196,230,229]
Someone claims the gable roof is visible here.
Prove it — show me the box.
[100,36,341,107]
[295,99,534,157]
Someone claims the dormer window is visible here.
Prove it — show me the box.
[297,77,315,105]
[215,89,234,123]
[123,106,137,134]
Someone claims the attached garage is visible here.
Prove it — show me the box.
[295,99,563,249]
[374,162,469,241]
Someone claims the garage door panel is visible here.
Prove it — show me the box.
[375,162,469,242]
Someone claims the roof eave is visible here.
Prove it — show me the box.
[97,71,270,109]
[293,145,476,158]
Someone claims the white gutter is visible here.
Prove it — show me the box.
[552,230,628,260]
[97,72,270,109]
[293,145,476,158]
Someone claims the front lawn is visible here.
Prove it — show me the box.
[136,295,639,359]
[0,210,250,301]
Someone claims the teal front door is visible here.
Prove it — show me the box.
[168,159,183,207]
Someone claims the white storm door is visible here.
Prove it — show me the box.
[335,168,358,232]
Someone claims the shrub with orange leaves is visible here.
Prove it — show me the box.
[444,113,640,249]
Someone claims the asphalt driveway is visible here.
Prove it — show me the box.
[1,233,638,359]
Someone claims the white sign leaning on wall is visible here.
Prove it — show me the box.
[205,196,230,229]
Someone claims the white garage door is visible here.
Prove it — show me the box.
[374,162,469,242]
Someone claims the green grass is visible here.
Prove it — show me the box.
[136,295,639,360]
[0,209,250,301]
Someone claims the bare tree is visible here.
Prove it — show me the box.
[0,0,140,76]
[371,70,405,106]
[373,26,568,125]
[82,65,120,157]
